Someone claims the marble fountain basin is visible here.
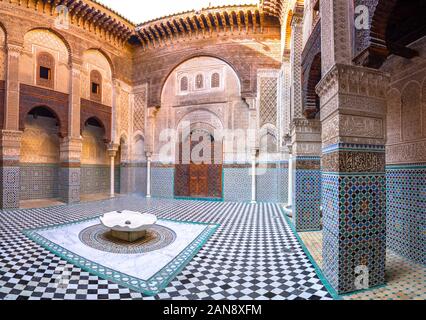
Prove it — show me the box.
[100,210,158,242]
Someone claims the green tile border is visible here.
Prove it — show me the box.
[278,205,342,300]
[23,217,219,297]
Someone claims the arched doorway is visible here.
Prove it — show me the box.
[175,125,223,200]
[80,117,110,198]
[157,56,242,200]
[20,106,61,202]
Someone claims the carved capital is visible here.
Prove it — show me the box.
[316,64,390,101]
[60,137,82,162]
[6,43,23,57]
[107,143,119,157]
[0,130,23,160]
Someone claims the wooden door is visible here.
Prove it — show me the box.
[189,164,209,197]
[174,130,223,199]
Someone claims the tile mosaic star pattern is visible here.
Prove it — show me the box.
[386,165,425,265]
[322,173,387,294]
[0,196,333,300]
[293,169,322,231]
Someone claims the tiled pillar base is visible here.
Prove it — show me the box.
[0,130,22,209]
[321,144,386,293]
[292,156,322,231]
[290,119,322,232]
[59,166,81,204]
[317,64,389,294]
[278,161,289,204]
[120,162,132,194]
[59,138,82,204]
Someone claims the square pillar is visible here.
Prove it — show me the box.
[290,119,322,231]
[119,143,132,194]
[107,144,119,198]
[120,161,132,194]
[317,64,389,294]
[0,130,22,209]
[59,137,82,204]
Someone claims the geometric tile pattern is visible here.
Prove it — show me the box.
[151,167,174,199]
[278,165,289,204]
[223,164,288,203]
[0,196,333,300]
[293,159,322,232]
[257,167,279,203]
[133,166,147,195]
[59,168,81,204]
[80,166,120,195]
[322,172,387,294]
[20,165,59,200]
[223,167,252,202]
[0,166,20,209]
[386,165,425,265]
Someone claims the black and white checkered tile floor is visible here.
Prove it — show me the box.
[0,196,333,300]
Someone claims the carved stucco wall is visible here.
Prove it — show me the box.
[81,50,113,107]
[133,84,147,136]
[81,125,108,166]
[382,36,426,264]
[21,115,60,164]
[384,37,426,165]
[258,69,280,156]
[20,29,70,93]
[154,56,243,161]
[20,115,60,200]
[118,87,130,143]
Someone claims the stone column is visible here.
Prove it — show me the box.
[107,144,119,198]
[279,61,291,204]
[288,12,323,231]
[59,137,82,204]
[290,15,303,122]
[119,142,132,194]
[287,144,293,206]
[0,42,23,209]
[0,130,22,209]
[60,60,82,204]
[146,152,152,198]
[250,149,257,204]
[317,64,389,294]
[4,43,22,131]
[290,119,322,231]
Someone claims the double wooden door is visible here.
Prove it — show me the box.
[189,163,209,197]
[174,132,222,199]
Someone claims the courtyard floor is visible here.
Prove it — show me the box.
[299,231,426,300]
[0,195,334,300]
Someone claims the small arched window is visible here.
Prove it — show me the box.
[90,70,102,102]
[37,52,55,89]
[180,76,189,92]
[211,72,220,88]
[195,74,204,89]
[260,131,277,154]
